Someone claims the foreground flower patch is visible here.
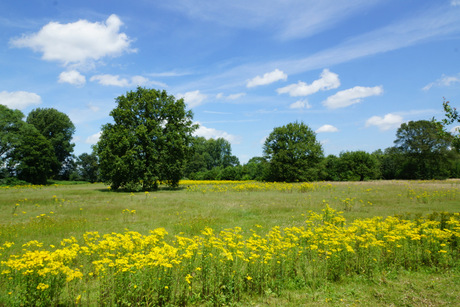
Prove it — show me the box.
[1,206,459,306]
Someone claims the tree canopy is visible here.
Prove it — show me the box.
[0,105,57,184]
[394,120,451,179]
[263,121,323,182]
[96,87,197,190]
[26,108,75,177]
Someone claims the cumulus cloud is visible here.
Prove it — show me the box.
[177,90,207,108]
[247,69,287,88]
[85,131,102,144]
[90,74,166,87]
[277,69,340,97]
[422,74,460,91]
[316,124,339,133]
[194,122,241,144]
[10,14,135,66]
[323,85,383,109]
[365,113,403,131]
[0,91,41,110]
[289,99,311,109]
[58,70,86,86]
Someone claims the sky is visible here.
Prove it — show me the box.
[1,0,460,163]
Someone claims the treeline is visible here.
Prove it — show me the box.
[1,88,459,188]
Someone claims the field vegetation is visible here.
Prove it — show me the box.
[0,180,459,306]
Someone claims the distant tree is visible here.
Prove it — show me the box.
[0,105,57,184]
[96,87,197,190]
[320,155,341,181]
[433,99,460,151]
[0,105,24,174]
[13,124,57,184]
[77,152,99,183]
[241,157,268,181]
[26,108,75,177]
[185,136,240,178]
[394,120,451,179]
[337,151,380,181]
[263,121,323,182]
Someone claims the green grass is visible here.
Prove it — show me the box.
[0,179,459,306]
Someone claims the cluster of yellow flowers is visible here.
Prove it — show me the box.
[184,181,333,193]
[0,184,45,190]
[1,206,458,305]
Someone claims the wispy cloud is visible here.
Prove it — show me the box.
[161,0,383,40]
[323,86,383,109]
[277,69,339,97]
[247,69,287,88]
[422,73,460,91]
[216,92,246,100]
[192,4,460,89]
[147,71,192,77]
[0,91,41,110]
[90,74,166,87]
[10,14,135,67]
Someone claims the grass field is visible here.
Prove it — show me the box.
[0,180,459,306]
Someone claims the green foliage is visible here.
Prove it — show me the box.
[0,105,24,176]
[76,152,99,183]
[26,108,75,177]
[337,151,381,181]
[263,121,323,182]
[0,105,57,184]
[96,87,197,190]
[394,120,451,179]
[185,136,240,178]
[13,124,58,184]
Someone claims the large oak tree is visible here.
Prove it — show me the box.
[263,121,323,182]
[96,87,197,190]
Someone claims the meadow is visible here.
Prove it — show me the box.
[0,180,459,306]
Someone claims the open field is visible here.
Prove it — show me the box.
[0,180,459,306]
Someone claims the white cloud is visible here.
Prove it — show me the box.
[0,91,41,110]
[365,113,403,131]
[86,103,100,113]
[194,122,241,144]
[451,125,460,133]
[58,70,86,86]
[216,92,246,100]
[10,14,135,66]
[452,0,460,6]
[277,69,340,97]
[323,85,383,109]
[247,69,287,88]
[90,74,129,87]
[90,74,166,87]
[177,90,207,108]
[316,124,338,133]
[289,99,311,109]
[422,74,460,91]
[85,131,102,144]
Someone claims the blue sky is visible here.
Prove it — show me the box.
[1,0,460,163]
